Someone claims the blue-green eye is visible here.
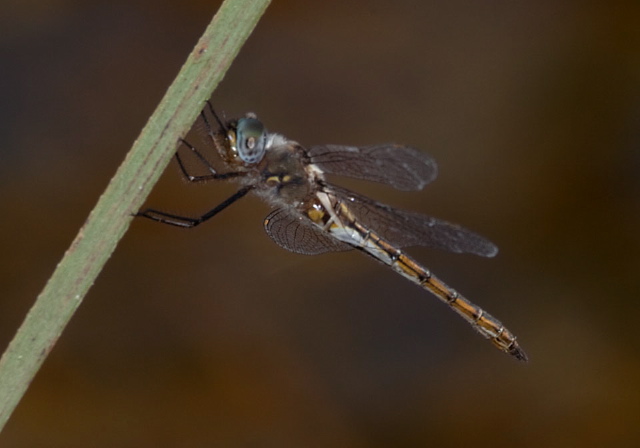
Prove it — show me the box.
[235,118,267,164]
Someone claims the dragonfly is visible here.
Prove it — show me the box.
[136,103,527,362]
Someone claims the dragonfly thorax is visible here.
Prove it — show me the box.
[251,141,319,207]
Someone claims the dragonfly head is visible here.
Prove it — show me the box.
[228,115,267,164]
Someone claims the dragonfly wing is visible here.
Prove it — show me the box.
[329,186,498,257]
[308,144,437,191]
[264,208,353,255]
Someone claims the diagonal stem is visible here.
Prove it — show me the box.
[0,0,271,432]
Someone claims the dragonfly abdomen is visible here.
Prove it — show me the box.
[343,218,527,362]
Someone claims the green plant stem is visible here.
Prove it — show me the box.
[0,0,271,432]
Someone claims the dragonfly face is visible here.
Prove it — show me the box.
[137,103,527,362]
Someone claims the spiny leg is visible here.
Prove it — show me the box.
[176,138,241,183]
[136,185,253,228]
[203,100,227,133]
[176,102,234,183]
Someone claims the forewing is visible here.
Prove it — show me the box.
[329,186,498,257]
[308,144,437,191]
[264,208,353,255]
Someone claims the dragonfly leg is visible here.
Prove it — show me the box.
[175,138,243,183]
[175,102,236,183]
[136,185,253,228]
[203,100,227,133]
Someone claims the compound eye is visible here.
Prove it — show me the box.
[235,118,267,164]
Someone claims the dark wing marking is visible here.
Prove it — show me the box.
[264,208,353,255]
[329,185,498,257]
[308,144,437,191]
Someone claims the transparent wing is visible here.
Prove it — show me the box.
[264,208,353,255]
[308,144,437,191]
[328,185,498,257]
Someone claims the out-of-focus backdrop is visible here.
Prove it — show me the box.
[2,1,639,446]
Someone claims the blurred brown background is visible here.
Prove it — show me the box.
[2,1,639,446]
